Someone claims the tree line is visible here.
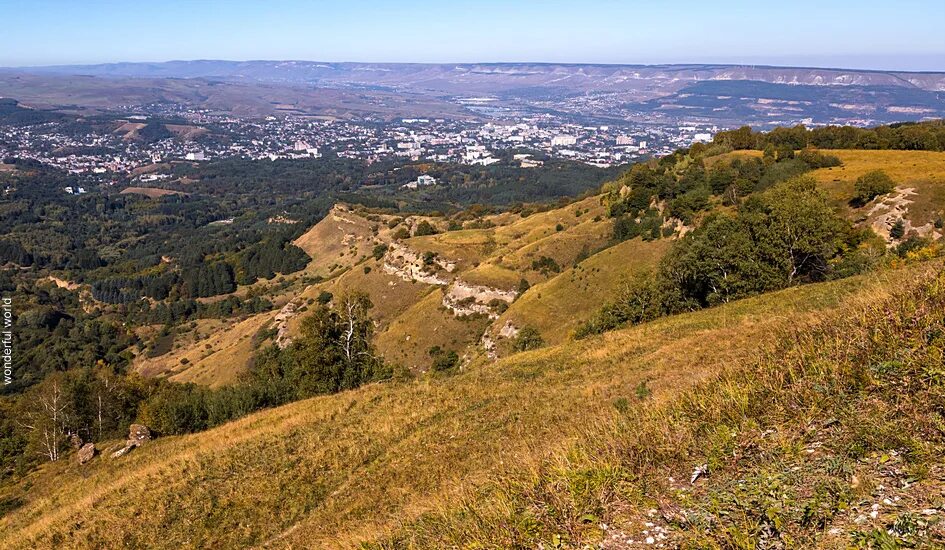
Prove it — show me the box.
[0,292,388,480]
[713,120,945,152]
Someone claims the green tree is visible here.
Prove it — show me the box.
[852,170,895,205]
[414,220,437,236]
[512,326,544,352]
[890,218,906,240]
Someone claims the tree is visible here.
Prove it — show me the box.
[16,374,73,462]
[266,292,388,398]
[580,175,860,336]
[512,326,544,352]
[852,170,895,206]
[758,177,847,283]
[890,218,906,240]
[517,278,531,295]
[414,220,437,236]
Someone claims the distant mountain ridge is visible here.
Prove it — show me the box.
[9,60,945,93]
[2,61,944,124]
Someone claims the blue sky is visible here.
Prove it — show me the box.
[2,0,944,70]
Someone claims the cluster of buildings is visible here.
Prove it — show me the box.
[0,104,727,193]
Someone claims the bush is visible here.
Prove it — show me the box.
[890,218,906,240]
[852,170,895,205]
[392,227,410,240]
[414,220,437,236]
[429,347,460,372]
[531,256,561,275]
[797,148,842,169]
[512,326,544,352]
[372,243,388,260]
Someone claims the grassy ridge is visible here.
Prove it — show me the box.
[370,261,945,548]
[0,263,930,549]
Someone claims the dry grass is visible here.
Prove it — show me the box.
[135,312,276,387]
[370,260,945,549]
[809,150,945,227]
[0,262,927,549]
[496,237,671,345]
[374,288,491,370]
[118,187,185,198]
[292,204,379,277]
[126,151,945,390]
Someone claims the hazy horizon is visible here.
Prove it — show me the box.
[3,0,944,71]
[5,55,945,74]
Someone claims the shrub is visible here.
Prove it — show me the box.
[414,220,437,236]
[512,326,544,352]
[852,170,895,205]
[430,348,460,372]
[392,227,410,240]
[531,256,561,275]
[890,218,906,240]
[372,243,388,260]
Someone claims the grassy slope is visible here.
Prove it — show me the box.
[496,237,672,345]
[128,150,945,383]
[0,262,929,549]
[374,288,492,370]
[135,312,276,387]
[813,149,945,225]
[372,260,945,549]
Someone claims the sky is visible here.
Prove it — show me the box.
[2,0,944,71]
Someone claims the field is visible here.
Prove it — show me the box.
[118,186,186,198]
[812,149,945,227]
[1,261,933,549]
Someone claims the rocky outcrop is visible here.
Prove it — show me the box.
[111,424,152,458]
[867,187,943,244]
[273,300,298,349]
[128,424,151,446]
[382,242,452,286]
[77,443,96,465]
[442,280,517,319]
[498,320,520,339]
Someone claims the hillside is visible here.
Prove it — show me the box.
[1,261,940,548]
[131,149,945,384]
[4,137,945,548]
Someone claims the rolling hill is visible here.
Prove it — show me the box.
[1,259,940,548]
[4,146,945,548]
[4,62,945,123]
[129,149,945,385]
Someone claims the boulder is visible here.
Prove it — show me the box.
[111,446,130,459]
[111,424,153,458]
[77,443,96,465]
[126,424,151,448]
